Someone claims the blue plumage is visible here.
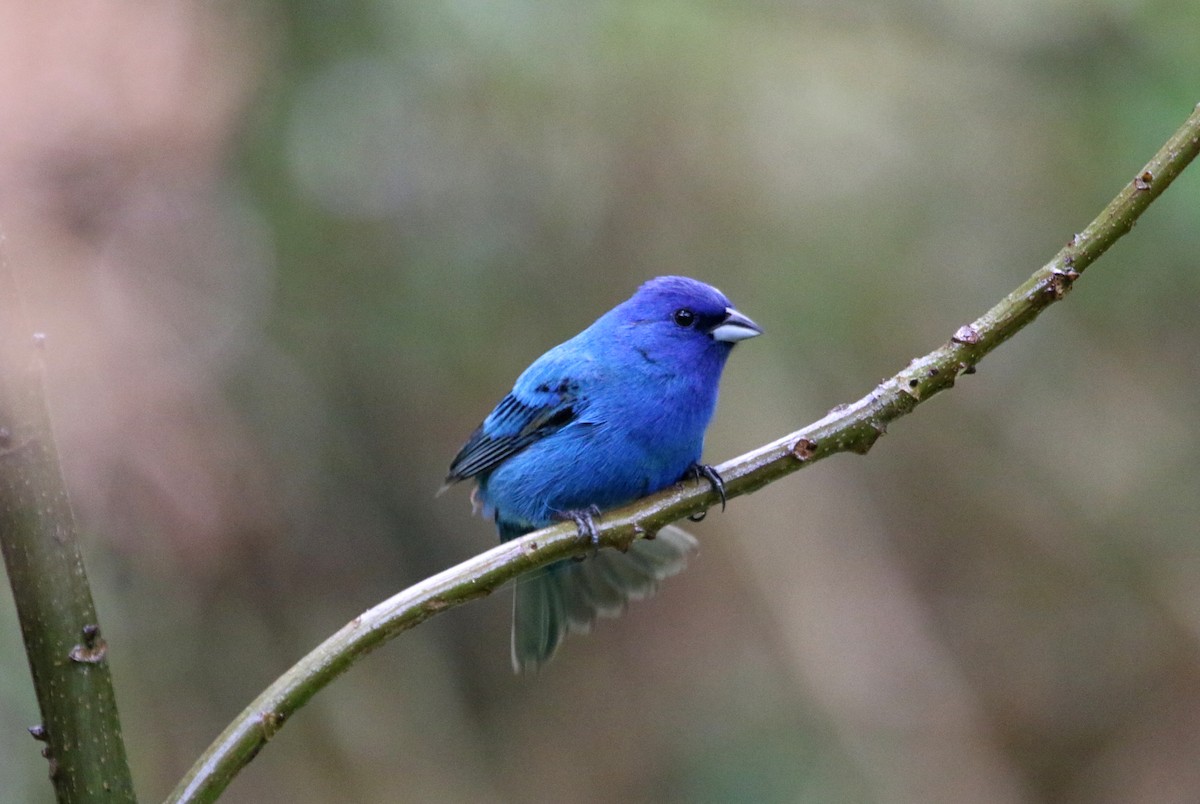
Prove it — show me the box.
[445,276,761,671]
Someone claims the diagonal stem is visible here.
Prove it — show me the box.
[0,255,137,802]
[166,102,1200,804]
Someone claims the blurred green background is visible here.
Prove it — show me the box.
[2,1,1199,802]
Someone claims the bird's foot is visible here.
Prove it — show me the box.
[556,506,602,559]
[684,463,726,521]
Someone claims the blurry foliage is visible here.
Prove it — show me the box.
[2,0,1200,802]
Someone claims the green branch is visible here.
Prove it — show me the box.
[166,102,1200,804]
[0,259,137,801]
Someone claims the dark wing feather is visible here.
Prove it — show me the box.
[444,390,579,485]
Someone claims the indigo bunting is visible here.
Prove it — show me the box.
[444,276,761,671]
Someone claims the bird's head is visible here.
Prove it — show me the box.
[611,276,762,364]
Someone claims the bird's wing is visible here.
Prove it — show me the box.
[444,355,591,486]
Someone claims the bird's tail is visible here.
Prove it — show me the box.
[509,525,699,673]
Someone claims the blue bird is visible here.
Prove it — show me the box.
[444,276,762,671]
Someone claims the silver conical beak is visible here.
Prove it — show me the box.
[709,307,763,343]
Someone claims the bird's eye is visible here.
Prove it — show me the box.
[672,308,696,327]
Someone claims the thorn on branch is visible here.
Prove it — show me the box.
[68,623,107,664]
[790,437,818,461]
[1134,170,1154,190]
[1045,268,1080,301]
[259,710,286,740]
[611,523,639,552]
[30,725,58,779]
[952,325,980,345]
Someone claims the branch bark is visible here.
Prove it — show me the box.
[0,257,137,801]
[167,102,1200,804]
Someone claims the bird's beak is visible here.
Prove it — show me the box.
[709,307,763,343]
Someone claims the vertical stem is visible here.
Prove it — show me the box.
[0,255,136,801]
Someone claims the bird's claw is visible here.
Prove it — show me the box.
[685,463,726,521]
[560,506,602,559]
